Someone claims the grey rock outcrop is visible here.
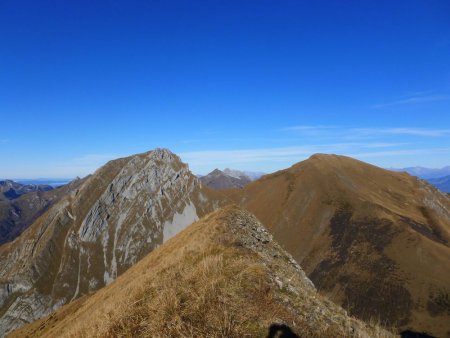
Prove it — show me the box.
[0,149,221,336]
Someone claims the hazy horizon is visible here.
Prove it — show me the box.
[1,152,450,180]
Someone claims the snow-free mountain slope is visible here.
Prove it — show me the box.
[3,150,449,337]
[227,154,450,337]
[428,175,450,193]
[391,166,450,180]
[222,168,265,180]
[200,168,252,190]
[0,148,223,336]
[9,206,394,338]
[0,180,53,200]
[0,179,85,245]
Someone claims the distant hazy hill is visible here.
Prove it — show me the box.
[428,175,450,193]
[0,180,53,200]
[223,168,265,181]
[15,179,72,187]
[0,179,84,245]
[390,166,450,193]
[391,166,450,179]
[200,168,264,190]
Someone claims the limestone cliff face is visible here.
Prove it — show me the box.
[0,148,221,336]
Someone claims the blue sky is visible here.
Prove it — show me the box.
[1,0,449,178]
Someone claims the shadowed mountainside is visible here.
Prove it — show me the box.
[0,179,85,245]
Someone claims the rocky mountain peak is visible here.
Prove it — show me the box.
[200,168,252,190]
[209,168,223,175]
[0,148,220,336]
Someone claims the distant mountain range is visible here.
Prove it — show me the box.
[391,166,450,179]
[390,167,450,192]
[428,175,450,193]
[0,180,53,199]
[199,168,264,190]
[222,168,265,180]
[11,179,72,187]
[0,179,84,245]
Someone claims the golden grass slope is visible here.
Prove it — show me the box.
[226,154,450,337]
[9,206,395,338]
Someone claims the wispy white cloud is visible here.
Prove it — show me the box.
[182,142,450,174]
[180,142,402,167]
[350,148,450,158]
[283,125,450,138]
[371,93,448,108]
[352,127,450,137]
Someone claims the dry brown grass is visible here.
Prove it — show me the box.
[99,249,281,338]
[11,206,396,338]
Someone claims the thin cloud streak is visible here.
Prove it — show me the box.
[352,128,450,137]
[283,125,450,138]
[180,143,404,166]
[350,148,450,158]
[371,94,448,108]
